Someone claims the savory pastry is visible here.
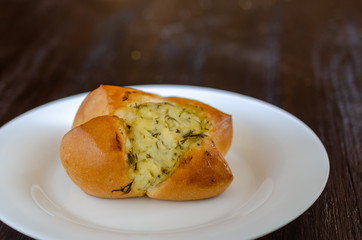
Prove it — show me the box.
[60,85,233,200]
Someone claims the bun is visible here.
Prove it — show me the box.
[60,85,233,200]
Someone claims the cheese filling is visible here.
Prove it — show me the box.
[123,102,211,192]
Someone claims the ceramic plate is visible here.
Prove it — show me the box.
[0,85,329,240]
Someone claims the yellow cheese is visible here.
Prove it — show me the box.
[119,102,212,192]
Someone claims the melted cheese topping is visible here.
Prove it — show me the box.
[123,102,211,192]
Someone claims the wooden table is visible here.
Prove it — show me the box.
[0,0,361,239]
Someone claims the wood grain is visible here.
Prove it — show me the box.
[0,0,361,239]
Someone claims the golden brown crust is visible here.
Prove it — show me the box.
[60,85,234,200]
[72,85,159,129]
[147,138,233,200]
[60,116,143,198]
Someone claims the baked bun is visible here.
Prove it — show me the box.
[60,85,233,200]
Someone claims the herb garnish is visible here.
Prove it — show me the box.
[165,115,177,122]
[180,130,206,144]
[182,130,194,138]
[151,131,161,137]
[112,181,133,194]
[179,108,186,117]
[127,150,138,165]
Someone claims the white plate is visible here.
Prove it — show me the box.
[0,85,329,240]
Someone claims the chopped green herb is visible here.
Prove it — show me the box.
[176,142,184,149]
[182,130,194,138]
[166,115,177,121]
[179,108,186,117]
[127,150,137,165]
[190,133,206,138]
[112,181,133,194]
[180,131,206,144]
[151,131,161,137]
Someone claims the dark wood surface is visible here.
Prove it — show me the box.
[0,0,361,239]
